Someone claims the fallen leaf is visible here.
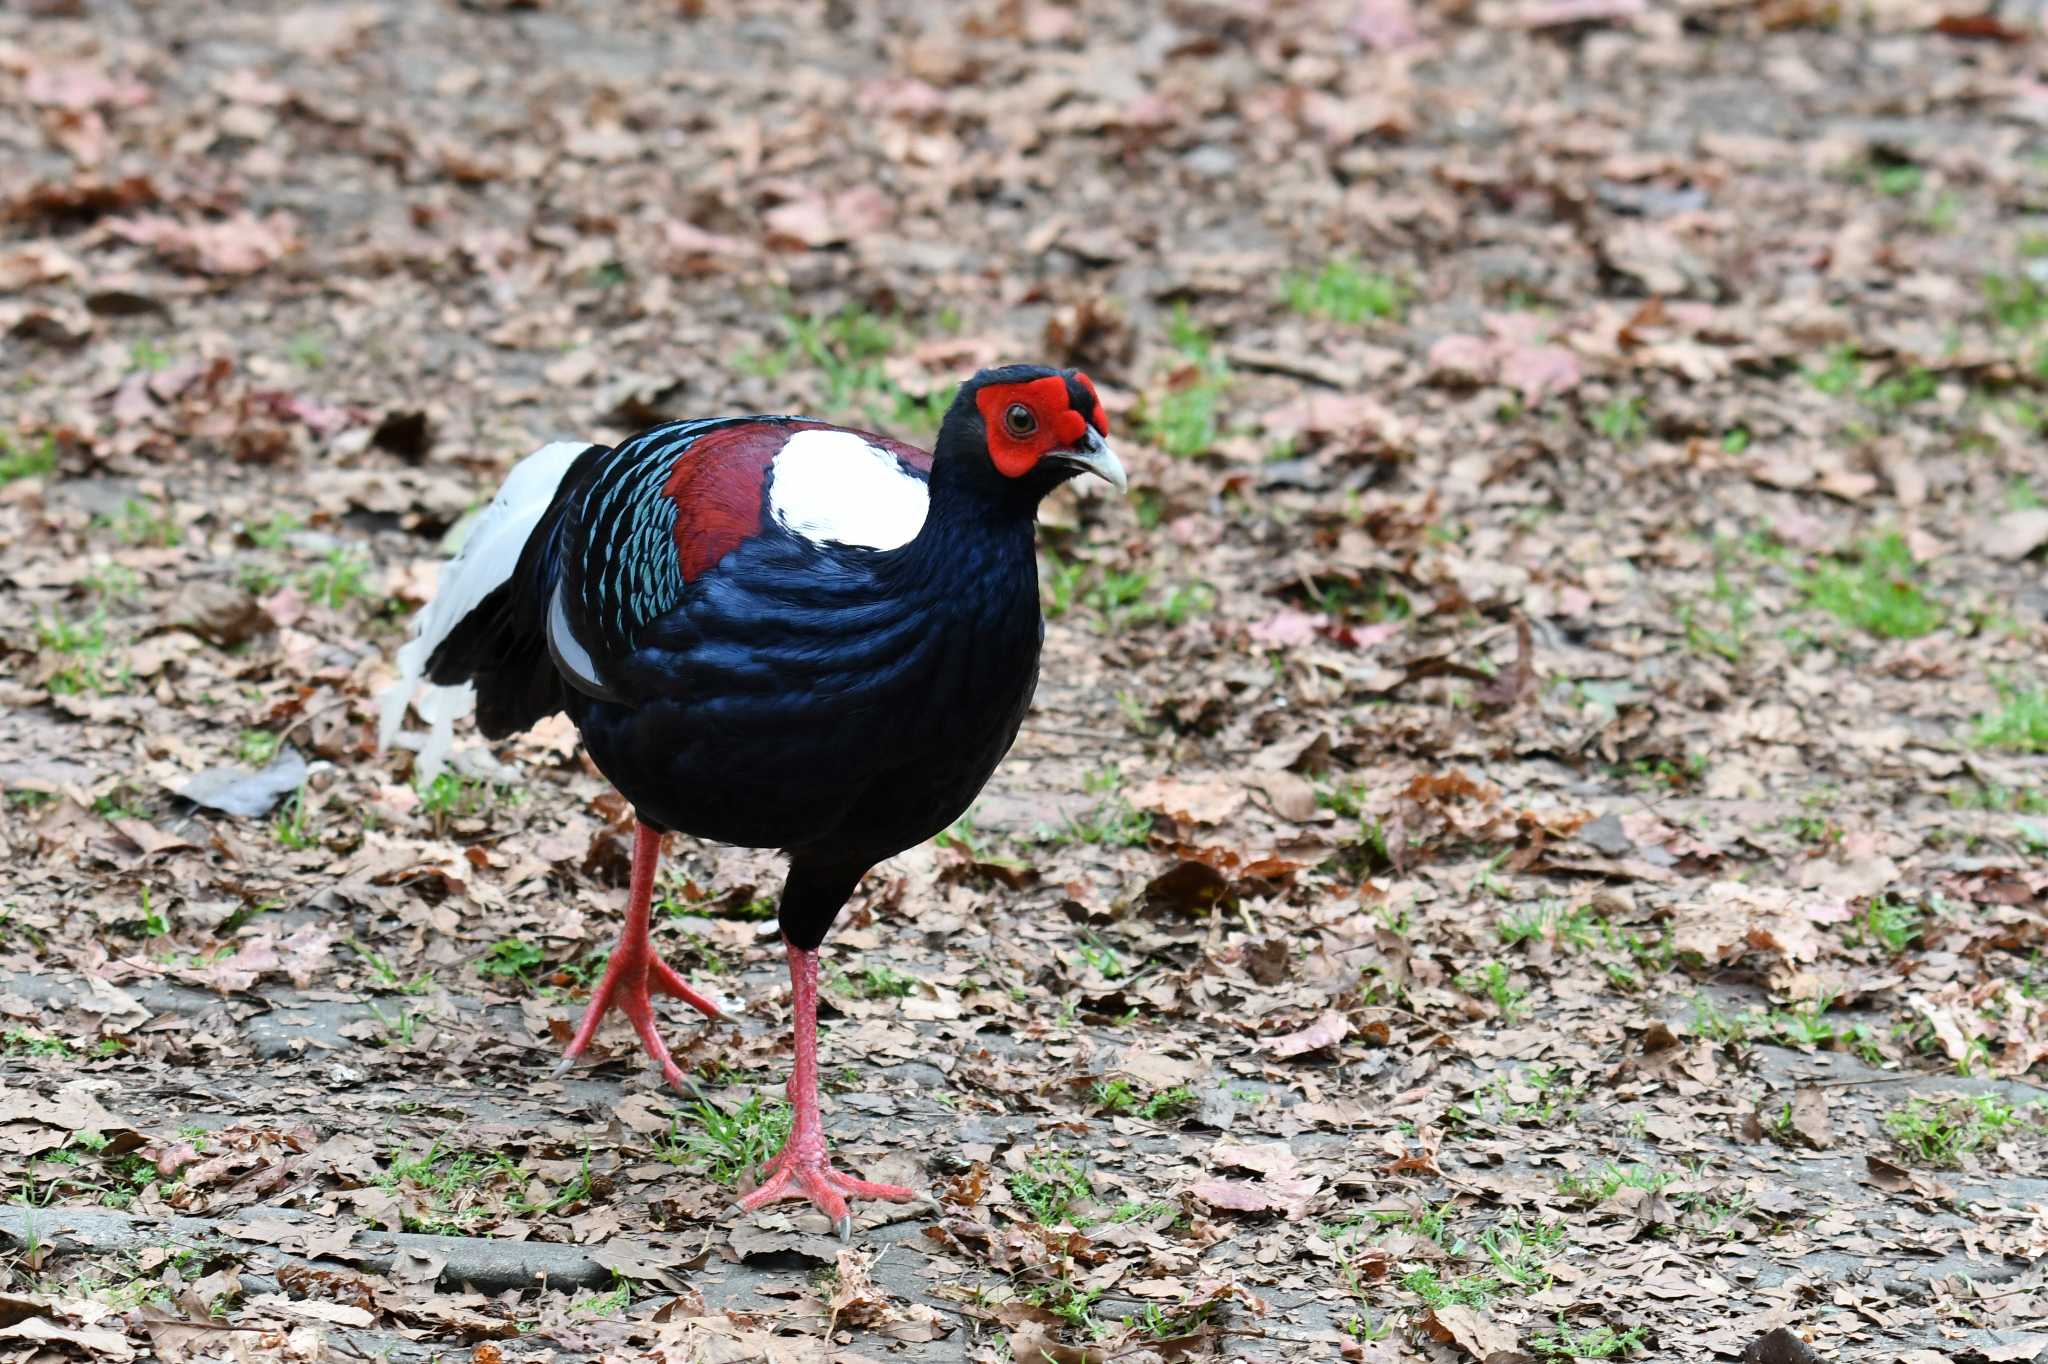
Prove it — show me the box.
[1267,1011,1349,1058]
[1983,508,2048,561]
[1416,1303,1519,1360]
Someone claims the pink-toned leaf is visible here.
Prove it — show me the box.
[1498,343,1583,404]
[1247,609,1322,648]
[1267,1011,1350,1058]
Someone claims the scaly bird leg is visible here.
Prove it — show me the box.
[735,940,920,1240]
[553,820,726,1090]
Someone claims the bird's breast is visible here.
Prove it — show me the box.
[578,537,1044,859]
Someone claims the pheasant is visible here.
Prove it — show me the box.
[379,366,1122,1235]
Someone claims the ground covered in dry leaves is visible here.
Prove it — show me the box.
[3,1,2047,1361]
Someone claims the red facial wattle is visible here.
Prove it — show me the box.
[1074,372,1108,436]
[975,373,1101,479]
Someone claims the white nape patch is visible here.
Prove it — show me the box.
[767,429,929,552]
[376,439,590,779]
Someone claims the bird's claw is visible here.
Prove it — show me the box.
[555,938,723,1089]
[732,1146,919,1237]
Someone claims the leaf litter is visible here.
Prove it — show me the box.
[2,1,2047,1362]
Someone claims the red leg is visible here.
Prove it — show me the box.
[554,821,727,1090]
[735,941,921,1239]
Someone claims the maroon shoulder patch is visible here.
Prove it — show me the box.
[664,422,814,582]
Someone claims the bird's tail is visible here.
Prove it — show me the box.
[376,439,605,779]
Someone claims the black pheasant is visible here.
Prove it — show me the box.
[379,366,1121,1234]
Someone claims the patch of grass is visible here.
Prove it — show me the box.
[1806,343,1861,396]
[1922,191,1961,233]
[299,548,374,610]
[1399,1265,1500,1310]
[286,331,327,369]
[1108,1198,1176,1224]
[82,561,142,602]
[1556,1163,1673,1206]
[364,999,426,1046]
[1984,270,2048,331]
[1884,1094,2046,1167]
[1864,365,1936,412]
[574,1280,631,1316]
[0,432,57,483]
[1946,781,2048,814]
[379,1140,523,1234]
[1044,554,1216,633]
[236,730,282,766]
[1073,929,1128,980]
[886,382,956,438]
[99,497,183,548]
[1479,1216,1561,1291]
[836,963,915,999]
[417,770,513,823]
[1974,684,2048,753]
[1449,1065,1586,1129]
[1797,532,1942,639]
[135,886,171,938]
[1034,769,1153,849]
[1531,1317,1647,1360]
[1024,1275,1107,1338]
[657,1097,792,1187]
[1843,896,1925,954]
[1589,394,1648,445]
[1284,259,1403,324]
[1679,541,1757,662]
[1454,961,1528,1020]
[246,511,303,550]
[1124,1301,1217,1341]
[37,610,128,696]
[1090,1079,1196,1121]
[476,937,546,981]
[4,1027,73,1058]
[1497,901,1599,951]
[1084,570,1216,631]
[1040,547,1088,619]
[1143,306,1229,458]
[737,304,957,430]
[272,786,316,850]
[1009,1152,1094,1227]
[350,941,434,995]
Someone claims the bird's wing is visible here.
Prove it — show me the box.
[549,417,933,701]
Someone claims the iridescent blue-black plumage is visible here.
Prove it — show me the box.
[417,367,1117,948]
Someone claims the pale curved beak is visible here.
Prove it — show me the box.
[1050,430,1127,493]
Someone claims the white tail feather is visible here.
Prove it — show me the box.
[377,440,589,779]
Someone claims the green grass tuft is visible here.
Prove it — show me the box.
[1797,533,1942,639]
[1284,259,1403,324]
[1974,684,2048,752]
[657,1097,792,1187]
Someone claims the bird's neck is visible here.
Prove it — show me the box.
[895,463,1042,607]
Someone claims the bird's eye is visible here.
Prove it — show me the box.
[1003,403,1037,438]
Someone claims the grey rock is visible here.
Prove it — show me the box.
[175,747,308,818]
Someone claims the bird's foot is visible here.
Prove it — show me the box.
[735,1132,920,1241]
[552,938,726,1090]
